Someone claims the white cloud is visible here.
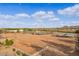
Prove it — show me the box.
[70,21,79,26]
[31,22,49,28]
[49,18,60,21]
[32,11,59,21]
[0,13,31,21]
[32,11,48,20]
[0,11,60,28]
[15,13,30,18]
[0,14,14,19]
[0,11,59,22]
[58,4,79,16]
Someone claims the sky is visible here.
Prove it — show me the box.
[0,3,79,28]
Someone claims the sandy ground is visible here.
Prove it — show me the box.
[0,33,76,56]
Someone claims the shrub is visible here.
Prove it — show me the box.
[0,39,14,48]
[16,50,21,55]
[16,50,28,56]
[4,39,14,47]
[13,48,16,51]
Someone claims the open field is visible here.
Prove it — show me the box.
[0,3,79,56]
[0,32,77,56]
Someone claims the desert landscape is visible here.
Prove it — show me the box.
[0,3,79,56]
[0,27,78,56]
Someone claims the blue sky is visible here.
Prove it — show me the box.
[0,3,79,28]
